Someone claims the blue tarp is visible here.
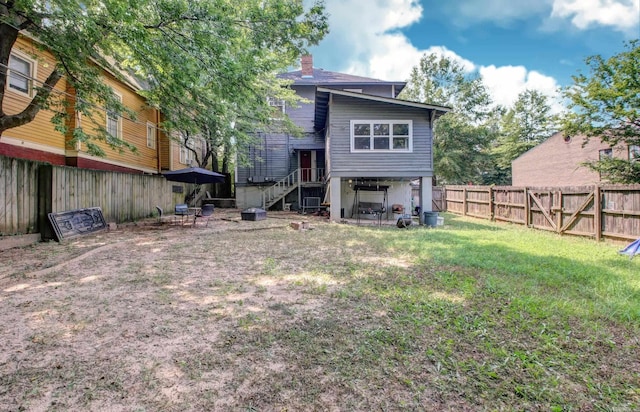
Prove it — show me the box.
[619,238,640,260]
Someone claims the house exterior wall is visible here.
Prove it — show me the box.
[328,95,433,178]
[78,73,159,174]
[2,35,163,174]
[512,132,629,186]
[236,132,291,186]
[1,35,68,165]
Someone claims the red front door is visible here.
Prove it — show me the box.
[300,150,311,182]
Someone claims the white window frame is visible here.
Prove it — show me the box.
[629,145,639,162]
[350,120,413,153]
[267,96,285,116]
[7,51,36,97]
[106,91,123,140]
[180,137,196,165]
[146,122,156,149]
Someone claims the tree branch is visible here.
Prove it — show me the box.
[0,66,63,134]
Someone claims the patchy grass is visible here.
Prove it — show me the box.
[0,212,638,410]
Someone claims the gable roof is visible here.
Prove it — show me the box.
[314,87,451,130]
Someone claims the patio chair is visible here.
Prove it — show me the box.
[174,203,191,225]
[155,205,164,223]
[195,204,215,227]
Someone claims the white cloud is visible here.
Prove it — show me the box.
[550,0,640,33]
[310,0,561,110]
[479,66,564,113]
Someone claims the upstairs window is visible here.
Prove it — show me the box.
[351,120,412,152]
[599,148,613,160]
[146,122,156,149]
[180,137,199,165]
[8,53,35,95]
[106,92,123,139]
[267,97,285,118]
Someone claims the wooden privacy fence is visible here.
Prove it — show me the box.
[444,184,640,241]
[1,156,194,237]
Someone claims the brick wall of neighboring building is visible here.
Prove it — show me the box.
[512,132,628,187]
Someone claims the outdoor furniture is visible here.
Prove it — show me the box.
[301,197,322,214]
[155,205,164,223]
[194,204,215,227]
[354,185,388,226]
[174,203,193,225]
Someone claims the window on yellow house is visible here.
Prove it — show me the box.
[106,92,123,139]
[8,52,35,95]
[180,138,195,165]
[147,122,156,149]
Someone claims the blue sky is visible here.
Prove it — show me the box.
[306,0,640,111]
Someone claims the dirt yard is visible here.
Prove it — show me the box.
[0,211,397,411]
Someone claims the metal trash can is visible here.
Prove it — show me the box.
[423,211,439,227]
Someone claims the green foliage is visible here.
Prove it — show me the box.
[400,53,499,184]
[0,0,328,162]
[562,39,640,183]
[493,89,559,171]
[582,156,640,184]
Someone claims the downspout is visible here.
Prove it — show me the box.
[156,109,161,173]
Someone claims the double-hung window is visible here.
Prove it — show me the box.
[8,53,35,95]
[106,92,123,140]
[146,122,156,149]
[180,137,195,165]
[267,97,285,119]
[351,120,412,152]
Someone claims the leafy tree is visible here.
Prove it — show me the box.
[0,0,328,159]
[562,39,640,183]
[493,89,559,171]
[400,53,498,184]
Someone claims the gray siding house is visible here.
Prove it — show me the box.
[235,56,450,223]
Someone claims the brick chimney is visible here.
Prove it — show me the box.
[301,55,313,78]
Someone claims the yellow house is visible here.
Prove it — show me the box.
[1,34,184,174]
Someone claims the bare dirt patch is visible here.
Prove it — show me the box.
[0,211,381,411]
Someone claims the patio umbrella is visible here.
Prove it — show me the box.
[162,167,225,184]
[619,237,640,260]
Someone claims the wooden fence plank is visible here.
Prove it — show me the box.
[444,184,640,241]
[0,156,200,237]
[560,192,594,233]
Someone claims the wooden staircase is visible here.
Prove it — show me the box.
[261,168,327,210]
[261,169,300,209]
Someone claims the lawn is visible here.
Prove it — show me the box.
[0,212,638,411]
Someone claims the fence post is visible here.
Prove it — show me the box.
[556,190,563,234]
[462,187,467,216]
[488,186,494,221]
[37,164,54,241]
[595,185,602,241]
[523,187,529,227]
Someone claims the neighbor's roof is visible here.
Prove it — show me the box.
[314,87,451,131]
